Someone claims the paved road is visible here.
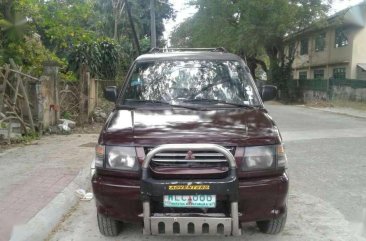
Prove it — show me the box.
[0,134,98,241]
[49,104,366,241]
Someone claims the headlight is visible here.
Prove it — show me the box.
[94,145,139,171]
[241,144,287,171]
[106,146,139,171]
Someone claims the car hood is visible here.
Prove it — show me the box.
[100,108,281,146]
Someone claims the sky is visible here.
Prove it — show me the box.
[163,0,365,44]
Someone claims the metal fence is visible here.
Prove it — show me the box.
[287,78,366,102]
[289,78,366,91]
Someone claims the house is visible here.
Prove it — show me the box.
[285,2,366,80]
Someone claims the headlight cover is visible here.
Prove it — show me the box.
[241,144,287,171]
[105,146,139,171]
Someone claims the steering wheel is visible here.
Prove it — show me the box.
[190,80,229,99]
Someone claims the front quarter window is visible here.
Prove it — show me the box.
[122,60,260,107]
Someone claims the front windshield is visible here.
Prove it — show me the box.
[122,60,261,107]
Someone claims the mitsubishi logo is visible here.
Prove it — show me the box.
[185,150,195,160]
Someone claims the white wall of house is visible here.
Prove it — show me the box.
[288,24,366,80]
[351,26,366,79]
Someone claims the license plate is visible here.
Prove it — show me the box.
[163,195,216,208]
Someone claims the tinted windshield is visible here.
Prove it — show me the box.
[122,60,261,107]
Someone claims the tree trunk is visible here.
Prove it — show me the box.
[125,0,141,55]
[114,16,118,40]
[4,0,13,21]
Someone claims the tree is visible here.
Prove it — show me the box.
[94,0,175,48]
[0,0,62,75]
[1,0,175,79]
[35,0,97,58]
[171,0,330,98]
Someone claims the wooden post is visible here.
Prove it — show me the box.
[7,119,12,144]
[0,65,10,112]
[12,68,21,107]
[54,67,60,122]
[79,64,87,126]
[9,59,35,132]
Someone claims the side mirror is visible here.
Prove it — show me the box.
[104,86,117,102]
[260,85,277,101]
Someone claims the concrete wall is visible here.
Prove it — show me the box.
[332,86,366,101]
[88,78,97,117]
[302,90,329,102]
[39,76,56,129]
[351,26,366,79]
[302,86,366,103]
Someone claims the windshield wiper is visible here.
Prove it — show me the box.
[120,99,203,110]
[182,98,255,109]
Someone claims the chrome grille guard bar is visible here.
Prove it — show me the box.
[141,144,241,236]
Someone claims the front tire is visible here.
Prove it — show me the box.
[256,210,287,234]
[97,213,122,236]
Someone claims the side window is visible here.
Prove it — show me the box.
[299,71,307,80]
[335,27,349,48]
[313,69,324,79]
[315,32,326,52]
[333,67,346,79]
[300,38,308,55]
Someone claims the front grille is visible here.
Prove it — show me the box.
[145,146,235,179]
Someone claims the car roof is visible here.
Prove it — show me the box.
[135,51,243,62]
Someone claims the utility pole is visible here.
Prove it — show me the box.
[150,0,157,49]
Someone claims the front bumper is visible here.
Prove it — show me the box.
[92,172,289,223]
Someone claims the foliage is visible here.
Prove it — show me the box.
[35,0,96,58]
[171,0,331,98]
[94,0,175,46]
[0,0,64,75]
[68,39,118,79]
[18,131,40,144]
[1,0,175,80]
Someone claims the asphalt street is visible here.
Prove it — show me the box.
[49,104,366,241]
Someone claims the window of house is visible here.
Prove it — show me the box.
[314,69,325,79]
[333,67,346,79]
[300,38,308,55]
[288,42,295,57]
[335,27,349,48]
[299,71,307,80]
[315,32,326,52]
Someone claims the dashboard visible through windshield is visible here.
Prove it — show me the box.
[121,60,261,108]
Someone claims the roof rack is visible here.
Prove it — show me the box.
[148,47,228,53]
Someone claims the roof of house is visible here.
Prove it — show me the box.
[285,2,366,41]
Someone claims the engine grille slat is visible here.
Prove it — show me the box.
[152,158,227,163]
[154,153,225,157]
[145,146,235,179]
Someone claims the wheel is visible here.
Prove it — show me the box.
[97,213,122,236]
[256,210,287,234]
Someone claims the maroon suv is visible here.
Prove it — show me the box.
[91,48,288,237]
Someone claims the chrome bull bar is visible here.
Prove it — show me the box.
[141,144,242,236]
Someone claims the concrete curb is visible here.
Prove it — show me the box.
[298,105,366,119]
[10,165,91,241]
